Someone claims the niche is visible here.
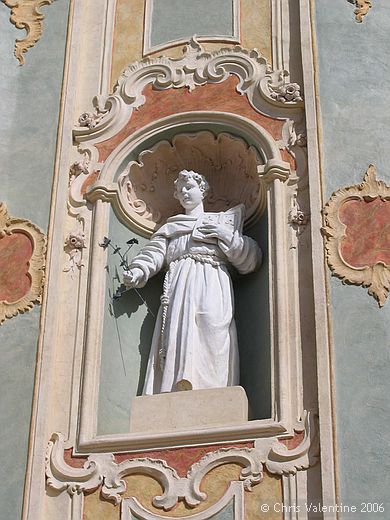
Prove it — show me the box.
[91,130,271,435]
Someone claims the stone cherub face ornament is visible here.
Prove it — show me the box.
[124,169,262,395]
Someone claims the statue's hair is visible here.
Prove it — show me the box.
[173,170,209,198]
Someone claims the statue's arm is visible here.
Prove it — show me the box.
[123,235,167,288]
[219,231,262,274]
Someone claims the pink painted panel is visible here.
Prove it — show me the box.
[339,198,390,268]
[0,232,33,303]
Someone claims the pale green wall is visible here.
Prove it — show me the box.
[150,0,235,47]
[0,1,69,517]
[98,211,162,435]
[315,0,390,515]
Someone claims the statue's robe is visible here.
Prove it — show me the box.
[129,212,262,394]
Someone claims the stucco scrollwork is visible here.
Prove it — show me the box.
[322,165,390,306]
[2,0,55,65]
[73,37,304,146]
[0,203,46,323]
[45,433,103,496]
[46,412,318,513]
[347,0,372,23]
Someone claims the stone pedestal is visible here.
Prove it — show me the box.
[129,386,248,433]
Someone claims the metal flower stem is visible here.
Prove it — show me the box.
[99,236,155,317]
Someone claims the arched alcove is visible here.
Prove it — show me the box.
[68,41,310,451]
[91,127,271,434]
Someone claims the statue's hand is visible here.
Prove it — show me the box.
[123,267,145,288]
[198,223,234,246]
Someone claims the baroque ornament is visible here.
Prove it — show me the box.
[46,412,318,513]
[347,0,372,23]
[63,229,86,274]
[73,37,304,147]
[322,165,390,306]
[288,197,309,235]
[269,81,303,104]
[0,203,46,323]
[2,0,55,65]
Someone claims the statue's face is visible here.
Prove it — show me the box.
[175,177,204,210]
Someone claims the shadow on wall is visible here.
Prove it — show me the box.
[235,214,271,421]
[111,273,164,395]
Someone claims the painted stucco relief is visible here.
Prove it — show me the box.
[67,36,307,452]
[111,0,272,87]
[322,165,390,306]
[47,412,317,519]
[74,38,301,239]
[347,0,372,23]
[2,0,55,64]
[0,203,46,323]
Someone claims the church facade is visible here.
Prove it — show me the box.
[0,1,389,518]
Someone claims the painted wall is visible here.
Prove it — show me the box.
[150,0,235,47]
[0,1,70,517]
[111,0,271,86]
[315,0,390,516]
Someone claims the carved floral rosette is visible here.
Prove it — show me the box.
[88,131,267,236]
[322,165,390,306]
[0,203,46,323]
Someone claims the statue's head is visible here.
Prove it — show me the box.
[173,170,209,209]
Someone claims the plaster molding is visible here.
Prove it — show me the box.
[73,37,303,147]
[68,157,93,209]
[45,433,102,496]
[263,411,319,476]
[322,165,390,306]
[2,0,55,65]
[347,0,372,23]
[285,119,307,149]
[46,412,317,513]
[0,202,46,323]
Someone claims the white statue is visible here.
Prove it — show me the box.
[124,170,262,395]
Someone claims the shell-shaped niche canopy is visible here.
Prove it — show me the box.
[117,132,266,235]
